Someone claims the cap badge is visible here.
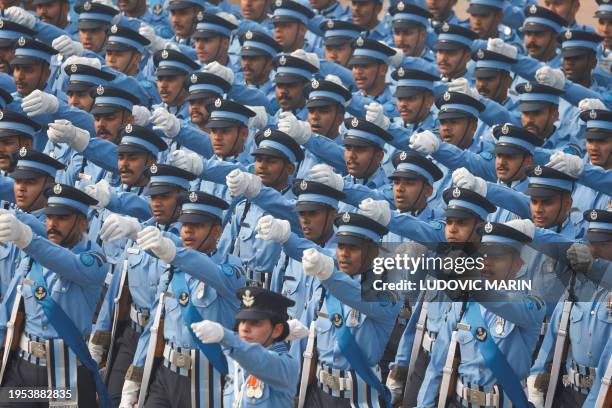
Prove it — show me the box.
[534,165,542,176]
[125,124,132,133]
[590,210,598,220]
[327,20,334,29]
[189,191,198,202]
[300,180,307,190]
[564,30,572,40]
[356,37,364,47]
[150,164,158,174]
[529,4,537,14]
[161,49,168,59]
[190,73,198,83]
[214,98,222,108]
[342,212,350,222]
[264,128,272,137]
[245,30,253,40]
[0,111,4,121]
[443,91,451,101]
[70,64,78,73]
[17,37,25,47]
[84,1,91,11]
[397,1,405,11]
[153,3,162,14]
[524,82,532,92]
[484,222,493,233]
[332,313,343,328]
[351,117,359,127]
[34,286,46,300]
[275,0,282,7]
[110,25,118,34]
[279,55,286,65]
[477,48,484,59]
[399,151,407,160]
[452,187,461,198]
[501,124,509,135]
[53,184,62,194]
[96,84,104,95]
[311,79,319,89]
[442,22,450,32]
[242,289,255,307]
[589,109,597,119]
[19,147,27,157]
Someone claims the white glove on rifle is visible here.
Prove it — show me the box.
[118,379,140,408]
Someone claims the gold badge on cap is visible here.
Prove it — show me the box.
[300,180,307,190]
[484,222,493,233]
[125,124,132,133]
[590,210,598,220]
[534,165,542,176]
[442,22,450,32]
[178,292,189,306]
[70,64,78,73]
[84,1,91,10]
[242,289,255,307]
[342,212,350,222]
[53,184,62,194]
[311,79,319,89]
[452,187,461,198]
[356,37,364,47]
[477,49,484,59]
[264,128,272,137]
[19,147,27,157]
[475,327,487,341]
[590,109,597,119]
[564,30,572,40]
[214,98,222,108]
[161,49,169,59]
[190,73,198,83]
[189,191,198,202]
[96,85,104,95]
[443,91,451,101]
[245,30,253,40]
[111,24,118,34]
[351,117,359,127]
[501,124,509,135]
[150,163,158,174]
[18,37,26,47]
[399,151,407,160]
[397,1,405,11]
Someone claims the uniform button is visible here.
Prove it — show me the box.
[591,310,595,315]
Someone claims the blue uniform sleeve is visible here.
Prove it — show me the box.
[228,84,273,115]
[584,335,612,407]
[281,233,334,262]
[81,137,119,173]
[342,180,395,208]
[15,211,47,237]
[480,299,545,328]
[562,80,605,107]
[106,191,153,221]
[485,182,531,218]
[33,20,68,45]
[54,102,96,137]
[175,123,214,159]
[0,176,15,203]
[250,187,300,232]
[199,158,246,184]
[578,164,612,195]
[432,143,497,182]
[479,98,519,126]
[302,134,347,173]
[388,212,446,242]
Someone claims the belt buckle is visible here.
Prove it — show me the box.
[581,375,593,389]
[562,374,571,388]
[320,371,339,391]
[467,388,485,406]
[30,341,46,359]
[173,352,191,369]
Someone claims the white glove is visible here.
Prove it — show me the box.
[22,90,60,117]
[52,35,84,58]
[136,226,176,263]
[168,150,203,175]
[547,150,584,178]
[505,219,535,240]
[216,11,238,26]
[486,38,518,59]
[83,179,111,209]
[358,198,391,226]
[286,319,308,341]
[99,213,141,242]
[578,98,606,112]
[139,23,167,54]
[566,243,593,273]
[47,120,90,153]
[0,213,32,249]
[448,77,480,100]
[246,105,268,130]
[64,55,102,69]
[131,105,151,126]
[255,215,291,243]
[204,61,235,84]
[452,168,488,196]
[386,368,406,406]
[151,107,180,138]
[278,112,311,145]
[324,74,343,86]
[302,248,334,281]
[535,66,565,90]
[226,169,263,198]
[365,102,390,130]
[527,375,544,408]
[290,49,320,69]
[118,379,140,408]
[409,130,440,154]
[388,47,404,68]
[191,320,224,343]
[88,340,104,365]
[307,164,344,191]
[4,7,36,29]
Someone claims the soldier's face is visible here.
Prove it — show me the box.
[396,93,433,124]
[36,1,69,27]
[445,217,479,243]
[495,153,532,182]
[352,63,387,94]
[393,178,432,213]
[240,0,269,21]
[94,111,128,144]
[238,319,283,346]
[13,64,50,96]
[189,97,215,127]
[521,106,558,139]
[586,137,612,169]
[275,82,305,111]
[0,136,20,170]
[14,176,50,212]
[351,1,381,30]
[157,75,187,106]
[67,91,94,111]
[475,73,511,104]
[541,0,578,25]
[0,46,14,73]
[469,11,502,39]
[439,117,475,149]
[194,36,228,65]
[425,0,456,21]
[344,145,383,179]
[105,50,141,76]
[393,27,426,57]
[254,155,293,190]
[524,31,557,61]
[597,18,612,50]
[481,251,522,281]
[273,22,305,52]
[79,28,107,53]
[181,221,221,252]
[337,242,377,275]
[308,105,343,138]
[46,213,87,247]
[150,190,181,224]
[118,152,152,186]
[530,194,572,228]
[241,55,273,85]
[299,208,335,243]
[324,44,354,67]
[562,53,596,85]
[210,126,247,158]
[171,7,197,38]
[436,49,470,79]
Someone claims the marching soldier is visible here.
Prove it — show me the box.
[319,20,361,68]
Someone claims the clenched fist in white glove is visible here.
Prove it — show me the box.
[255,215,291,243]
[132,105,151,126]
[448,78,480,100]
[118,379,140,408]
[139,23,168,54]
[136,226,176,263]
[578,98,606,112]
[204,61,235,84]
[365,102,390,130]
[452,167,488,196]
[409,130,440,154]
[324,74,343,87]
[226,169,262,198]
[566,243,593,273]
[358,198,391,226]
[64,55,102,69]
[505,219,535,240]
[547,150,584,178]
[388,47,404,68]
[22,90,60,116]
[151,107,180,138]
[168,150,203,176]
[83,179,111,209]
[0,212,32,249]
[307,164,344,191]
[191,320,224,343]
[52,35,84,57]
[99,213,141,242]
[246,105,268,130]
[302,248,334,281]
[278,112,311,144]
[286,319,309,341]
[4,7,36,29]
[487,38,518,59]
[535,66,565,90]
[47,120,90,153]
